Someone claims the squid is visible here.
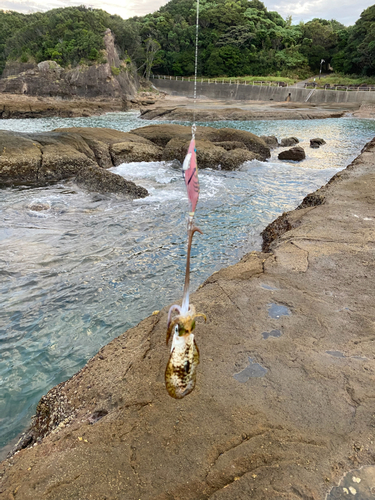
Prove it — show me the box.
[165,138,206,399]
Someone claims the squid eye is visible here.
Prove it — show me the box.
[178,325,186,336]
[191,320,196,331]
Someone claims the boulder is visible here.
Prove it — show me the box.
[214,141,248,151]
[0,131,42,185]
[162,139,226,169]
[0,128,149,197]
[54,127,158,169]
[74,166,148,197]
[28,202,50,212]
[80,138,113,169]
[132,124,270,163]
[194,141,227,169]
[54,127,154,147]
[213,128,270,160]
[110,142,163,165]
[37,143,96,183]
[310,138,326,148]
[26,131,96,162]
[260,135,279,148]
[278,146,306,162]
[163,138,255,170]
[21,131,98,183]
[130,124,191,148]
[37,60,63,78]
[280,136,299,147]
[162,137,189,164]
[221,149,257,170]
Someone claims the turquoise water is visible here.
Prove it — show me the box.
[1,112,375,458]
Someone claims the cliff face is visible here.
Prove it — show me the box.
[0,29,138,99]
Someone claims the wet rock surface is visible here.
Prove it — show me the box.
[1,138,375,499]
[75,166,148,197]
[260,135,279,148]
[280,136,299,147]
[0,125,269,191]
[0,127,153,197]
[132,124,270,166]
[278,145,306,161]
[310,137,327,148]
[327,466,375,499]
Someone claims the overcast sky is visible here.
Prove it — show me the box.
[1,0,373,26]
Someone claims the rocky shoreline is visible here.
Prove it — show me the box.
[139,105,347,121]
[0,123,327,194]
[0,94,127,119]
[0,92,163,119]
[0,127,151,197]
[0,125,273,194]
[0,92,361,120]
[1,137,375,499]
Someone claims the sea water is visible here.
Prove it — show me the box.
[1,112,375,457]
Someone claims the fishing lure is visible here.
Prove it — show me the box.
[165,138,206,399]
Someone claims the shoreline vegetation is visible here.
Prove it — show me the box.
[1,2,375,90]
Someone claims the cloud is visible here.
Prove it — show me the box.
[1,0,373,25]
[266,0,372,25]
[0,0,167,18]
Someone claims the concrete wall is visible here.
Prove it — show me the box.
[153,78,375,104]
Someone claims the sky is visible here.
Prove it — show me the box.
[0,0,374,26]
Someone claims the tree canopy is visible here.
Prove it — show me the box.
[0,2,374,78]
[0,7,141,73]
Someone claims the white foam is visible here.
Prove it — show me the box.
[200,174,225,199]
[111,161,180,185]
[134,187,186,204]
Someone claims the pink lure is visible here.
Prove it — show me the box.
[182,138,199,216]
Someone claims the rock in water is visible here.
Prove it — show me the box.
[278,146,306,161]
[260,135,279,148]
[110,141,163,165]
[280,136,299,147]
[132,124,270,169]
[221,149,257,170]
[310,138,326,148]
[74,166,148,197]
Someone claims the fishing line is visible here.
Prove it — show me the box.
[192,0,199,140]
[164,0,206,399]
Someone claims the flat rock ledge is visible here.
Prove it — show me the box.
[1,139,375,500]
[0,125,270,193]
[0,127,152,197]
[140,106,346,121]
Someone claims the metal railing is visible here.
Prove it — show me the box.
[152,75,375,92]
[151,75,290,87]
[303,83,375,91]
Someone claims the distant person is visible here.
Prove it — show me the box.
[285,92,292,102]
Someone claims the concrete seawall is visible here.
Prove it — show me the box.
[153,78,375,104]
